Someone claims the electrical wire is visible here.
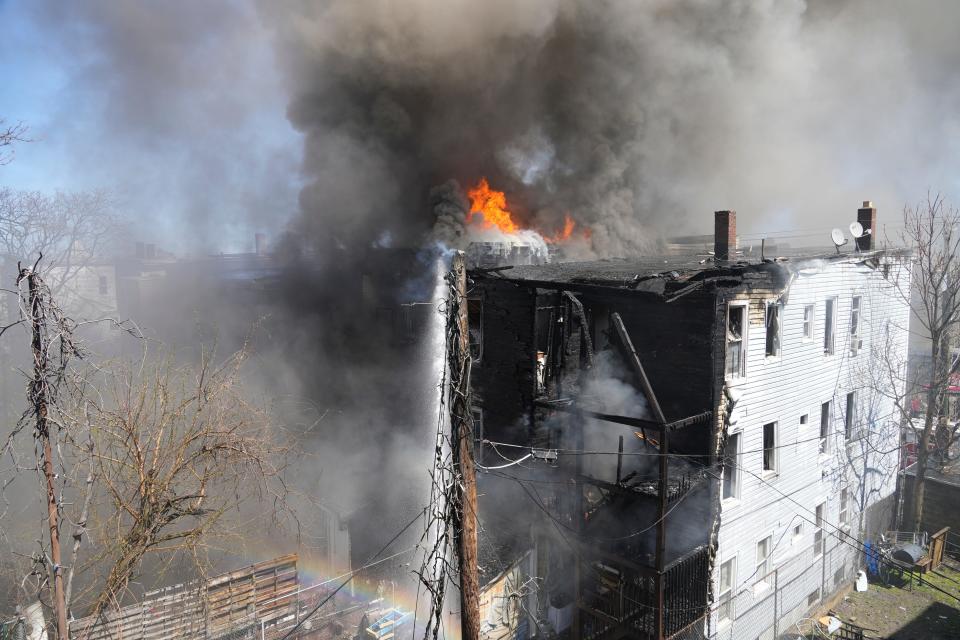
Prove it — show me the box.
[278,507,426,640]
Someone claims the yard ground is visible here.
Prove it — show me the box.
[823,558,960,639]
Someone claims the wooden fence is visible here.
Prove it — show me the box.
[70,555,298,640]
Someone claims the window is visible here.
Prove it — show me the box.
[803,304,814,340]
[807,589,821,607]
[820,401,832,454]
[755,536,772,584]
[467,298,483,361]
[800,414,808,426]
[839,488,849,526]
[726,304,746,379]
[849,296,862,355]
[792,523,803,544]
[98,275,108,295]
[471,407,484,449]
[723,432,741,500]
[814,503,825,557]
[762,422,777,473]
[845,392,856,441]
[718,558,735,623]
[765,302,781,356]
[824,298,836,354]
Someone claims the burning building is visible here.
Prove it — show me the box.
[466,203,910,639]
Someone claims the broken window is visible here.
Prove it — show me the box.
[467,298,483,361]
[726,304,746,379]
[820,401,832,454]
[755,536,772,585]
[765,302,781,356]
[718,558,735,622]
[824,298,836,354]
[849,296,862,355]
[814,503,825,557]
[845,392,856,441]
[762,422,777,473]
[723,432,741,500]
[803,304,814,340]
[839,488,849,525]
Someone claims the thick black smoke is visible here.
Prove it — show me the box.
[264,0,960,256]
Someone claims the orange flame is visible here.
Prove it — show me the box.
[467,178,519,234]
[545,214,576,244]
[465,178,589,244]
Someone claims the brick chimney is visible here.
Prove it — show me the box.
[714,210,737,261]
[856,201,876,251]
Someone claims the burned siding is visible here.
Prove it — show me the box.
[471,277,538,445]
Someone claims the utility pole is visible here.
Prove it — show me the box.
[20,265,69,640]
[448,252,480,640]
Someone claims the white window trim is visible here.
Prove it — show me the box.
[716,555,736,625]
[819,400,833,457]
[802,304,815,342]
[824,297,838,356]
[722,430,742,505]
[725,302,748,382]
[754,534,774,592]
[813,502,826,558]
[849,295,863,356]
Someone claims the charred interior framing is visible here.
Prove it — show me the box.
[469,263,729,640]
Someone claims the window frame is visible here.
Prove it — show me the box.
[718,556,736,623]
[824,297,837,355]
[819,401,832,454]
[839,487,849,526]
[762,421,778,475]
[725,303,748,380]
[723,431,742,501]
[802,304,815,341]
[814,503,825,557]
[467,297,484,363]
[755,535,773,587]
[765,300,782,357]
[845,391,857,441]
[849,296,862,355]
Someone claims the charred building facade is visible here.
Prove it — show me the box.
[468,206,910,640]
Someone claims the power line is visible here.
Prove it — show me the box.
[279,507,426,640]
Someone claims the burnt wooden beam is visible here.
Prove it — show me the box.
[563,290,595,368]
[535,399,711,433]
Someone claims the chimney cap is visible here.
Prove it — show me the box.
[861,200,874,208]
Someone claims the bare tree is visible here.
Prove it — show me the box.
[883,193,960,532]
[69,345,295,631]
[0,188,121,304]
[0,120,28,165]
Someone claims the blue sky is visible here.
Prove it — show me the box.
[0,0,304,254]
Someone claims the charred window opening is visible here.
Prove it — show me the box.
[765,302,781,356]
[723,432,741,500]
[467,297,483,362]
[824,298,836,354]
[726,304,746,379]
[762,422,777,473]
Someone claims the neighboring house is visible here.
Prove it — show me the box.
[467,204,910,640]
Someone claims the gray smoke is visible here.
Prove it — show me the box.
[264,0,960,256]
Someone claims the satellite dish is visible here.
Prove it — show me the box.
[850,222,864,238]
[831,228,848,254]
